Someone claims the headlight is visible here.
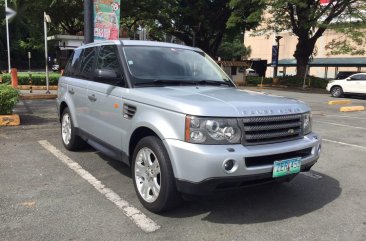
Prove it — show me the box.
[185,116,242,144]
[303,112,312,135]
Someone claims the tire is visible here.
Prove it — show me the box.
[132,136,182,213]
[330,86,344,98]
[61,107,86,151]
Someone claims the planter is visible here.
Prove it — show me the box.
[0,114,20,126]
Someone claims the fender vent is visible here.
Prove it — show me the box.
[123,104,136,119]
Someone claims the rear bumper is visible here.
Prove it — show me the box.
[175,158,318,195]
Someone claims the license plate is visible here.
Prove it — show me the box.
[272,157,301,178]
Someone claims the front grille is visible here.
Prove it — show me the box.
[245,147,313,167]
[242,114,303,145]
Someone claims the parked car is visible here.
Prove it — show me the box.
[52,64,60,72]
[335,71,360,80]
[326,73,366,97]
[57,40,321,212]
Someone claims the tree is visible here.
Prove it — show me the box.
[0,0,84,69]
[217,34,251,60]
[122,0,264,56]
[264,0,366,77]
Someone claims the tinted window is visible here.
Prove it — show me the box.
[349,74,365,80]
[96,45,124,85]
[64,49,83,77]
[123,46,230,86]
[79,47,96,78]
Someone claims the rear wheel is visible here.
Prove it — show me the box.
[330,86,344,97]
[132,136,182,213]
[61,108,86,151]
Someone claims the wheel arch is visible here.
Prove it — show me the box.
[59,101,68,122]
[129,127,160,165]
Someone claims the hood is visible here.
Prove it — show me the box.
[125,86,310,117]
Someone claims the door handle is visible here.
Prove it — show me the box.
[88,94,97,102]
[68,89,75,95]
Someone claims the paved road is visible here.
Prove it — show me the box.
[1,89,365,241]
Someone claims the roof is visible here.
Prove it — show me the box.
[278,57,366,67]
[80,40,202,52]
[120,40,201,52]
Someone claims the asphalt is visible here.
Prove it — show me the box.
[1,89,366,241]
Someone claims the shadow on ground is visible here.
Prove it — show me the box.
[94,148,341,225]
[164,171,341,224]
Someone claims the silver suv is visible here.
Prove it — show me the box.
[57,40,321,213]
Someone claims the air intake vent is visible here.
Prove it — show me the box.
[123,104,136,119]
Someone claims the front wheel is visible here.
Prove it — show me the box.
[132,136,182,213]
[330,86,344,97]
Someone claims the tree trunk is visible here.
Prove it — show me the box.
[293,37,316,77]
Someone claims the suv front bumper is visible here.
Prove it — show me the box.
[164,133,321,194]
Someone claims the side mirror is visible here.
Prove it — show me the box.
[95,69,118,79]
[346,77,351,80]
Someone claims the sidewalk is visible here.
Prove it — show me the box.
[20,89,57,100]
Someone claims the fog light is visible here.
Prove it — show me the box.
[222,159,237,173]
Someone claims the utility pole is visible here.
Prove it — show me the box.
[84,0,94,44]
[44,12,51,94]
[273,36,283,78]
[5,0,11,72]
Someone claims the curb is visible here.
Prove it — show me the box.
[17,85,58,90]
[21,94,57,100]
[328,100,352,105]
[0,114,20,126]
[340,106,365,112]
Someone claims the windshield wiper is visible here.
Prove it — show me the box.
[194,79,233,87]
[134,79,234,87]
[134,79,197,87]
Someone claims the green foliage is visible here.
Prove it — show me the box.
[261,0,366,76]
[325,22,366,55]
[246,76,328,89]
[0,0,83,70]
[1,73,60,86]
[246,77,273,86]
[0,85,20,115]
[217,35,251,60]
[122,0,264,56]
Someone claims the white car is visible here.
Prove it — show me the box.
[326,73,366,97]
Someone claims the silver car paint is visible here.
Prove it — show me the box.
[57,40,321,184]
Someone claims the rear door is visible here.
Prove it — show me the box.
[63,48,89,129]
[357,74,366,94]
[85,44,129,153]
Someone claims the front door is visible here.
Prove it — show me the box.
[85,45,129,156]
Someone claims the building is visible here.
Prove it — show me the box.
[245,9,366,78]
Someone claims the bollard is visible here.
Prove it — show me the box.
[11,68,18,88]
[29,73,33,93]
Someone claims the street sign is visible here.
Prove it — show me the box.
[271,45,279,66]
[5,7,16,20]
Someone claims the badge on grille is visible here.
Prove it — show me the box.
[288,129,295,134]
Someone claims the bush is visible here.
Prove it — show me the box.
[1,72,60,86]
[245,76,329,89]
[0,84,20,115]
[279,76,329,88]
[246,77,273,86]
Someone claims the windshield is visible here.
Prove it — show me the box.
[122,46,233,87]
